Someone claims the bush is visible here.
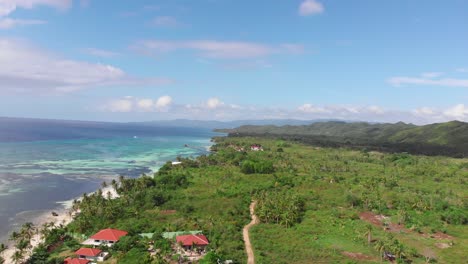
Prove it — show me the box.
[241,160,256,174]
[118,247,152,264]
[154,173,189,189]
[441,207,467,225]
[255,189,305,227]
[240,159,275,174]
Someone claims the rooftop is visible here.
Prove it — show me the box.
[64,258,90,264]
[75,247,102,257]
[90,228,128,241]
[176,234,209,247]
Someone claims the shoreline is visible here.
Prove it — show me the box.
[0,185,119,264]
[0,140,214,263]
[1,206,73,263]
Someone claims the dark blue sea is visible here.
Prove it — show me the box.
[0,118,218,242]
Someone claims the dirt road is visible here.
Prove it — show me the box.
[243,201,259,264]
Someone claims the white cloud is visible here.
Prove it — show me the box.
[152,16,180,27]
[421,72,444,78]
[83,48,119,58]
[411,104,468,122]
[367,105,384,114]
[103,96,173,113]
[299,0,324,16]
[0,0,72,17]
[99,96,468,124]
[443,104,468,119]
[456,68,468,73]
[0,18,45,29]
[206,98,224,109]
[155,95,173,109]
[298,104,329,113]
[133,40,304,59]
[137,99,154,111]
[413,107,435,116]
[0,38,171,94]
[298,104,386,116]
[388,75,468,88]
[106,99,133,112]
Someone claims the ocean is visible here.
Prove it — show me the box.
[0,118,218,243]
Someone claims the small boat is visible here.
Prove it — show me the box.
[51,211,58,217]
[133,136,138,139]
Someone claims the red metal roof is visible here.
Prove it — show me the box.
[64,258,90,264]
[75,247,102,257]
[176,234,209,246]
[90,228,128,241]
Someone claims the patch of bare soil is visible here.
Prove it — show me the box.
[360,212,412,234]
[160,210,177,215]
[359,212,456,241]
[359,212,387,227]
[388,223,407,233]
[435,243,452,249]
[423,232,454,240]
[342,251,376,261]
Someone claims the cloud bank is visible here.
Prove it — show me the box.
[0,0,71,29]
[0,0,71,17]
[0,38,171,94]
[99,96,468,124]
[133,40,304,59]
[299,0,324,16]
[0,18,45,29]
[388,72,468,88]
[103,96,174,112]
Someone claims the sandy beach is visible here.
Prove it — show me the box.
[0,185,118,264]
[1,207,73,264]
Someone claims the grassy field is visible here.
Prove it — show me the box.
[23,136,467,264]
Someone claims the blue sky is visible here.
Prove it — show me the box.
[0,0,467,123]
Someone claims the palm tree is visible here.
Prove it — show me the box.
[0,243,6,253]
[9,231,20,241]
[0,256,5,264]
[397,209,407,225]
[11,250,23,264]
[364,224,373,244]
[20,222,35,240]
[374,240,385,262]
[111,179,118,190]
[206,216,215,239]
[391,240,405,260]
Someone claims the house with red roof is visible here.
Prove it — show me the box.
[250,144,263,151]
[176,234,209,251]
[75,247,109,262]
[64,258,90,264]
[81,228,128,247]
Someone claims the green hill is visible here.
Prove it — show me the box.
[220,121,468,157]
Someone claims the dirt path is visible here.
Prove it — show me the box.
[243,201,259,264]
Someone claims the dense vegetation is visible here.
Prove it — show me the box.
[11,136,468,263]
[219,121,468,157]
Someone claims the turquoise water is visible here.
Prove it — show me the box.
[0,131,216,242]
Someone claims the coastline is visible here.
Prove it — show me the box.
[0,185,118,264]
[1,206,72,263]
[0,137,213,264]
[0,140,213,263]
